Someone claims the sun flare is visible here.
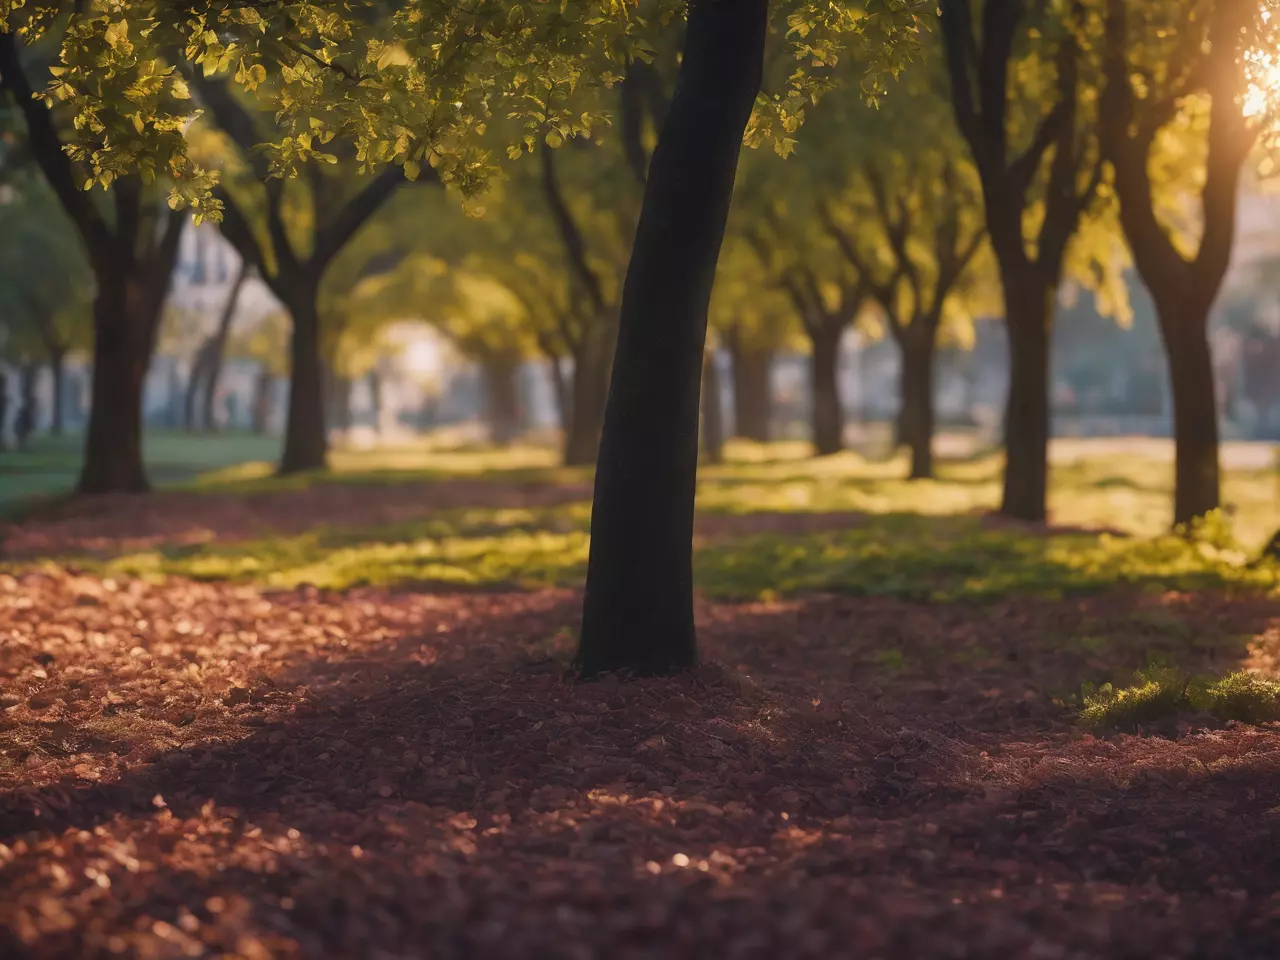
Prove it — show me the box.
[1245,5,1280,120]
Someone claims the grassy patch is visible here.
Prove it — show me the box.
[1081,668,1280,730]
[71,507,1278,603]
[102,506,593,591]
[696,516,1277,602]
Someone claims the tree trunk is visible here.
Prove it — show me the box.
[701,348,724,463]
[49,349,66,437]
[483,354,522,445]
[0,372,8,449]
[368,369,384,433]
[576,0,767,678]
[810,329,844,456]
[327,374,355,434]
[78,279,151,494]
[1001,277,1053,522]
[14,361,38,449]
[185,347,208,432]
[564,328,613,466]
[545,352,571,436]
[900,334,937,480]
[729,335,771,441]
[1162,318,1221,525]
[200,265,248,434]
[252,365,273,435]
[279,296,328,474]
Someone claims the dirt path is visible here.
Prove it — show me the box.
[1,569,1278,958]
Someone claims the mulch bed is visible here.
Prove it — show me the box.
[1,567,1278,958]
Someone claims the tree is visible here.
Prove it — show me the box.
[575,0,770,677]
[939,0,1105,521]
[186,77,407,472]
[184,261,250,433]
[710,236,797,443]
[746,205,868,456]
[0,32,183,492]
[1098,0,1273,525]
[793,45,991,479]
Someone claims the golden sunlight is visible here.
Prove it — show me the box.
[1244,5,1280,119]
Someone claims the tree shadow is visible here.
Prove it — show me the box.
[1,585,1276,956]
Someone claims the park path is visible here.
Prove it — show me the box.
[1,566,1278,958]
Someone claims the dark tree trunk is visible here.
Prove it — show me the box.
[900,335,937,480]
[701,348,725,463]
[368,369,383,432]
[564,329,613,467]
[483,354,523,445]
[0,373,8,448]
[49,349,66,436]
[78,279,151,494]
[1001,276,1053,522]
[545,352,571,436]
[810,329,844,456]
[279,296,328,474]
[327,373,355,434]
[1162,318,1221,525]
[729,336,771,441]
[201,264,248,433]
[576,0,767,677]
[251,365,273,435]
[185,348,208,432]
[14,361,38,449]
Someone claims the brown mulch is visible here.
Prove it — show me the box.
[1,569,1279,958]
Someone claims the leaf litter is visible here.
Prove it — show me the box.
[0,562,1277,958]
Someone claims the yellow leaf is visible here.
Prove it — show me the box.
[403,160,421,181]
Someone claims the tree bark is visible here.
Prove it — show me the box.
[810,329,844,456]
[701,348,725,463]
[1001,276,1053,522]
[482,354,523,446]
[1162,319,1221,525]
[279,295,328,474]
[728,335,771,441]
[49,349,66,437]
[900,334,937,480]
[78,278,151,494]
[576,0,766,677]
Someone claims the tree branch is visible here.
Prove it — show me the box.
[309,165,407,276]
[213,185,270,280]
[540,147,609,315]
[0,32,113,268]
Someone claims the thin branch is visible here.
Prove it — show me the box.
[539,147,608,315]
[310,164,406,275]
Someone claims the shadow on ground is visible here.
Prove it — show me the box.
[1,572,1277,958]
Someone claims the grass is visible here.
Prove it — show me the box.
[1081,668,1280,730]
[0,431,282,511]
[7,436,1278,603]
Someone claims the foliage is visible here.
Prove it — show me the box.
[1081,667,1280,729]
[0,0,927,220]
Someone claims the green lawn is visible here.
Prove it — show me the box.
[0,431,282,511]
[4,434,1267,603]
